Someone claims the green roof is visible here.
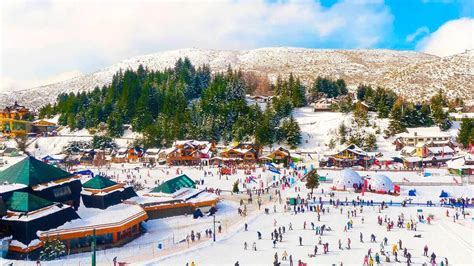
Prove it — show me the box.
[82,175,117,189]
[6,192,53,213]
[0,156,73,186]
[151,174,196,194]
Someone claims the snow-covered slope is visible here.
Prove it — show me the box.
[2,48,473,109]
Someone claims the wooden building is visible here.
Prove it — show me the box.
[323,144,370,168]
[163,140,214,166]
[0,102,32,137]
[220,143,261,163]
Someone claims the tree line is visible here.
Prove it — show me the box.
[39,58,302,148]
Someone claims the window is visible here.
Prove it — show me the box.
[53,186,72,198]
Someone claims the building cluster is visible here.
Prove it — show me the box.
[0,157,218,260]
[320,127,468,170]
[37,140,297,169]
[0,102,58,137]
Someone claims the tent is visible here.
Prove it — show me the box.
[408,189,417,196]
[332,168,362,190]
[439,190,449,198]
[368,174,394,193]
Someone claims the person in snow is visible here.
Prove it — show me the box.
[245,223,248,231]
[314,245,318,255]
[338,239,342,250]
[252,242,257,251]
[347,238,351,249]
[424,245,428,256]
[299,236,303,246]
[375,253,380,264]
[244,242,247,250]
[282,250,288,260]
[430,252,437,265]
[257,231,262,240]
[360,232,364,242]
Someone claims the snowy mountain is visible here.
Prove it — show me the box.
[2,48,473,109]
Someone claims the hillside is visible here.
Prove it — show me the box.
[1,47,473,109]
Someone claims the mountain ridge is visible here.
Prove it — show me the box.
[2,47,472,109]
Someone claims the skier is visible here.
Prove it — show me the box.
[338,239,342,250]
[252,242,257,251]
[257,231,262,240]
[360,232,364,242]
[314,245,318,255]
[347,238,351,249]
[282,250,288,260]
[424,245,428,256]
[363,255,369,266]
[398,239,403,249]
[299,236,303,246]
[245,223,248,231]
[244,242,247,250]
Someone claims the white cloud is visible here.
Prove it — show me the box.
[0,71,83,93]
[418,18,474,57]
[406,26,430,42]
[0,0,392,91]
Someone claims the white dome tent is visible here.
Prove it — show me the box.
[332,168,363,190]
[368,174,394,193]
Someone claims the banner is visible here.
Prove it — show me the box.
[266,162,281,174]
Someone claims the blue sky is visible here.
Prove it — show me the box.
[1,0,473,92]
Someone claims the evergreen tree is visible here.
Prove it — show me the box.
[280,116,302,148]
[364,133,378,151]
[305,169,319,194]
[457,118,474,148]
[39,237,66,261]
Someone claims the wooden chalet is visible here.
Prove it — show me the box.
[219,143,261,163]
[323,144,370,168]
[163,140,215,166]
[394,127,454,151]
[31,119,58,134]
[260,147,291,164]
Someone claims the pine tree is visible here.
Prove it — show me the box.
[338,122,348,145]
[281,116,302,148]
[353,103,369,127]
[40,236,66,261]
[364,133,378,151]
[457,118,474,148]
[305,169,319,194]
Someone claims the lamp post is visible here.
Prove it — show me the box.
[92,228,96,266]
[213,214,216,242]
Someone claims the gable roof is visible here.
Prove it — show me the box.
[82,175,117,190]
[151,174,196,194]
[0,156,74,186]
[6,191,53,213]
